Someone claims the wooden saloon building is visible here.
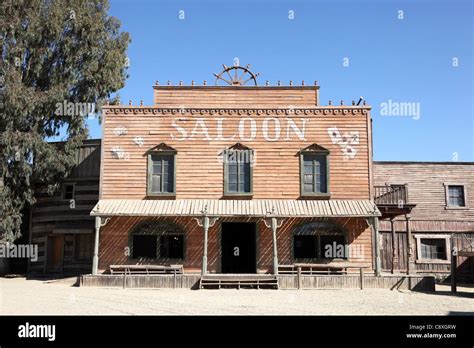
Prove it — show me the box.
[86,65,386,289]
[25,65,472,290]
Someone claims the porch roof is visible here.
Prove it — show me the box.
[90,199,381,218]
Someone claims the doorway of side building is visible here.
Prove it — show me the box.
[46,235,64,272]
[221,222,257,274]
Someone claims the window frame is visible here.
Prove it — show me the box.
[223,148,254,196]
[292,222,347,262]
[443,183,468,209]
[129,222,185,262]
[414,234,451,264]
[147,151,177,197]
[299,147,330,198]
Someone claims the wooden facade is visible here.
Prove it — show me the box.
[28,140,100,274]
[92,83,378,276]
[373,161,474,279]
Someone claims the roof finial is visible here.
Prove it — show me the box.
[328,100,332,106]
[140,100,143,106]
[203,80,207,86]
[179,80,183,86]
[289,80,293,86]
[128,99,132,106]
[265,80,270,86]
[191,80,195,86]
[301,80,305,86]
[277,80,281,86]
[155,80,159,86]
[167,80,171,86]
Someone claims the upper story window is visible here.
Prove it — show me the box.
[448,185,465,207]
[300,144,330,197]
[444,183,467,208]
[147,143,176,196]
[224,143,253,196]
[63,183,75,200]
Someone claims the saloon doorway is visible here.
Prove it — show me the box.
[221,222,257,274]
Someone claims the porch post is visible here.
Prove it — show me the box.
[194,205,218,276]
[390,218,397,274]
[405,214,414,275]
[92,217,100,275]
[202,216,210,275]
[271,217,279,275]
[369,217,381,276]
[263,207,283,275]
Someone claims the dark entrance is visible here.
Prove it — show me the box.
[221,222,256,273]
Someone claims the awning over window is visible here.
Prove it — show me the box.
[90,199,380,218]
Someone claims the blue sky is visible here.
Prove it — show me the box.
[85,0,473,161]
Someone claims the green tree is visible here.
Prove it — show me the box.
[0,0,130,242]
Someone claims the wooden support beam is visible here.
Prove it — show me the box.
[271,217,279,275]
[451,244,457,293]
[360,268,364,290]
[297,266,302,290]
[202,216,209,275]
[390,219,397,274]
[405,214,414,275]
[92,217,100,275]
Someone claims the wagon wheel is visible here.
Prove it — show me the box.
[213,64,260,86]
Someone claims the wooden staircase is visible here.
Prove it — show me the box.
[200,274,279,289]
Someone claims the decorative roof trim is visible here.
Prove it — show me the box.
[300,143,330,154]
[104,106,370,116]
[146,142,177,154]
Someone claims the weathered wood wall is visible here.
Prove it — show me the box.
[29,140,101,273]
[153,86,319,107]
[373,162,474,221]
[102,89,372,200]
[97,215,373,273]
[379,231,474,279]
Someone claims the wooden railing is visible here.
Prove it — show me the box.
[374,185,408,205]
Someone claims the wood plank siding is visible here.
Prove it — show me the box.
[153,86,320,108]
[28,140,101,273]
[102,91,372,200]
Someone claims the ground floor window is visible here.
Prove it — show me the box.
[293,222,347,260]
[160,235,184,259]
[131,222,184,260]
[133,235,158,258]
[415,234,450,263]
[420,238,447,260]
[75,234,93,260]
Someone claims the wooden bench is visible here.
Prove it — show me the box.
[279,263,371,290]
[109,264,184,275]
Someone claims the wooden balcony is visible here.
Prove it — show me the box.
[374,185,416,218]
[374,185,409,205]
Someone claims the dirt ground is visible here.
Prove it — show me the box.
[0,277,472,315]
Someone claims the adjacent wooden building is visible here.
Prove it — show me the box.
[373,161,474,280]
[28,139,100,273]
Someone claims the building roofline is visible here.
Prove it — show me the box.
[152,85,320,90]
[374,161,474,165]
